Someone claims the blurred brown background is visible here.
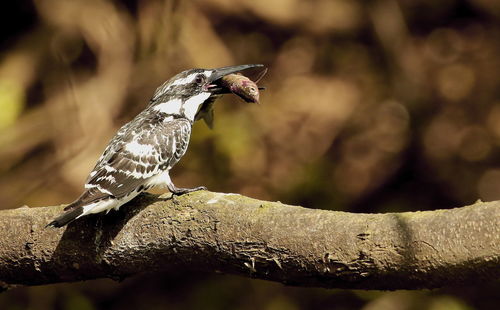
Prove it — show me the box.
[0,0,499,309]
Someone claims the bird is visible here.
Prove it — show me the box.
[47,64,264,228]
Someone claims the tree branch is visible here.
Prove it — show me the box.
[0,191,499,290]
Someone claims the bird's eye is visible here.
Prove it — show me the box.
[195,74,205,85]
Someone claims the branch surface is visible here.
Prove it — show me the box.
[0,191,499,290]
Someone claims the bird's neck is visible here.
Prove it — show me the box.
[152,93,211,122]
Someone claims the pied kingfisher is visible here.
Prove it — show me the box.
[47,64,263,227]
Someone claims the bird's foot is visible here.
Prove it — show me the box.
[168,185,207,196]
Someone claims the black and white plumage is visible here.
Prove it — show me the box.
[47,64,263,227]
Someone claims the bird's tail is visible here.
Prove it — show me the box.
[46,201,84,228]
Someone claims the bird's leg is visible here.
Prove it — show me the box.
[167,182,206,195]
[160,171,206,195]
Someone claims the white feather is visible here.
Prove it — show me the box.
[182,92,211,121]
[77,191,141,218]
[83,183,113,195]
[146,170,173,188]
[170,73,199,86]
[124,140,155,156]
[97,174,116,184]
[153,99,183,114]
[104,165,116,172]
[171,135,176,154]
[122,167,158,179]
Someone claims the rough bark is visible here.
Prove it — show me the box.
[0,191,499,291]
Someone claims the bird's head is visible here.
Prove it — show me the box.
[149,64,264,124]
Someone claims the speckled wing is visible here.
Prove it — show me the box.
[64,114,192,211]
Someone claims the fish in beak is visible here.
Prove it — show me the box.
[197,64,266,128]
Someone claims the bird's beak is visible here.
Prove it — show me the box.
[208,64,264,83]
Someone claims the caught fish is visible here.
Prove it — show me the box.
[221,68,267,104]
[196,67,267,128]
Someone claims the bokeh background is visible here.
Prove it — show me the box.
[1,0,499,309]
